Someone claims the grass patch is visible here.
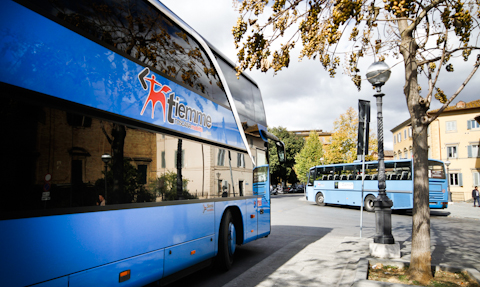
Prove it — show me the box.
[368,263,480,286]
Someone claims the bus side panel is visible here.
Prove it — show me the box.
[385,180,413,209]
[29,277,69,287]
[164,236,214,277]
[69,248,164,287]
[244,198,258,244]
[0,204,214,287]
[345,190,362,206]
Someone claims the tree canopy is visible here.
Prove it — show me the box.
[233,0,479,283]
[294,130,324,183]
[324,107,378,164]
[268,126,305,186]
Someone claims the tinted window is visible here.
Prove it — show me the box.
[0,95,254,219]
[27,0,226,101]
[253,166,268,183]
[217,57,266,125]
[428,160,446,179]
[252,86,267,126]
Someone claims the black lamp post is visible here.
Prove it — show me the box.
[101,153,112,204]
[366,61,395,245]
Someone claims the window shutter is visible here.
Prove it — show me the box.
[473,172,480,186]
[468,145,473,158]
[161,151,166,168]
[468,120,472,130]
[459,173,463,187]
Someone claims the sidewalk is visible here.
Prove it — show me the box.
[440,201,480,220]
[224,202,480,287]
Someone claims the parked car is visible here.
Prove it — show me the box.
[295,184,305,193]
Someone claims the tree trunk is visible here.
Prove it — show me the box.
[111,124,126,204]
[176,139,184,200]
[398,18,433,284]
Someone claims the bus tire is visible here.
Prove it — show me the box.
[217,209,236,271]
[315,192,325,206]
[364,195,376,212]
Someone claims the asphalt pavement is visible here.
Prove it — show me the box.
[224,201,480,287]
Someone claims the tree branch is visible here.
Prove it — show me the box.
[425,31,448,109]
[426,55,480,123]
[403,0,446,37]
[418,47,480,66]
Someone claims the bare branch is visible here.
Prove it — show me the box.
[425,31,448,109]
[418,47,480,66]
[403,0,447,37]
[427,55,480,123]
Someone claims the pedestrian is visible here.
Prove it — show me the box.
[97,194,106,206]
[472,186,480,207]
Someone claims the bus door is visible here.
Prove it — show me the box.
[254,165,270,238]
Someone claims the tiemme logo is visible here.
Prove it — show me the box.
[138,68,212,131]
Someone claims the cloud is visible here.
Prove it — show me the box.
[161,0,479,150]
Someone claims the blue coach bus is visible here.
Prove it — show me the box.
[0,1,285,286]
[305,159,449,211]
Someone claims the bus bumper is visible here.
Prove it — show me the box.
[429,202,448,209]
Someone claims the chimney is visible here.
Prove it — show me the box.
[456,101,466,108]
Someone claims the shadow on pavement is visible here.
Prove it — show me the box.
[158,225,332,287]
[309,203,452,218]
[430,210,451,217]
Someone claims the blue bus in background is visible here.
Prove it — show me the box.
[0,1,285,286]
[305,159,449,211]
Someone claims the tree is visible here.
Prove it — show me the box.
[95,158,156,204]
[323,107,378,164]
[149,171,196,201]
[233,1,480,282]
[268,126,304,186]
[324,107,360,164]
[294,130,324,183]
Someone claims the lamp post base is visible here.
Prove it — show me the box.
[373,194,395,244]
[370,242,401,259]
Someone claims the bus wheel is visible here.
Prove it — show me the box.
[364,195,376,212]
[217,210,236,271]
[315,192,325,206]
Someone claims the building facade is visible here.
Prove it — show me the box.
[391,100,480,201]
[291,129,332,147]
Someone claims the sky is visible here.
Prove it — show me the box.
[160,0,479,150]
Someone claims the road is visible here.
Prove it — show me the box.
[158,193,480,286]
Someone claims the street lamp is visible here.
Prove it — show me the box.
[366,61,396,247]
[445,161,451,202]
[102,153,112,204]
